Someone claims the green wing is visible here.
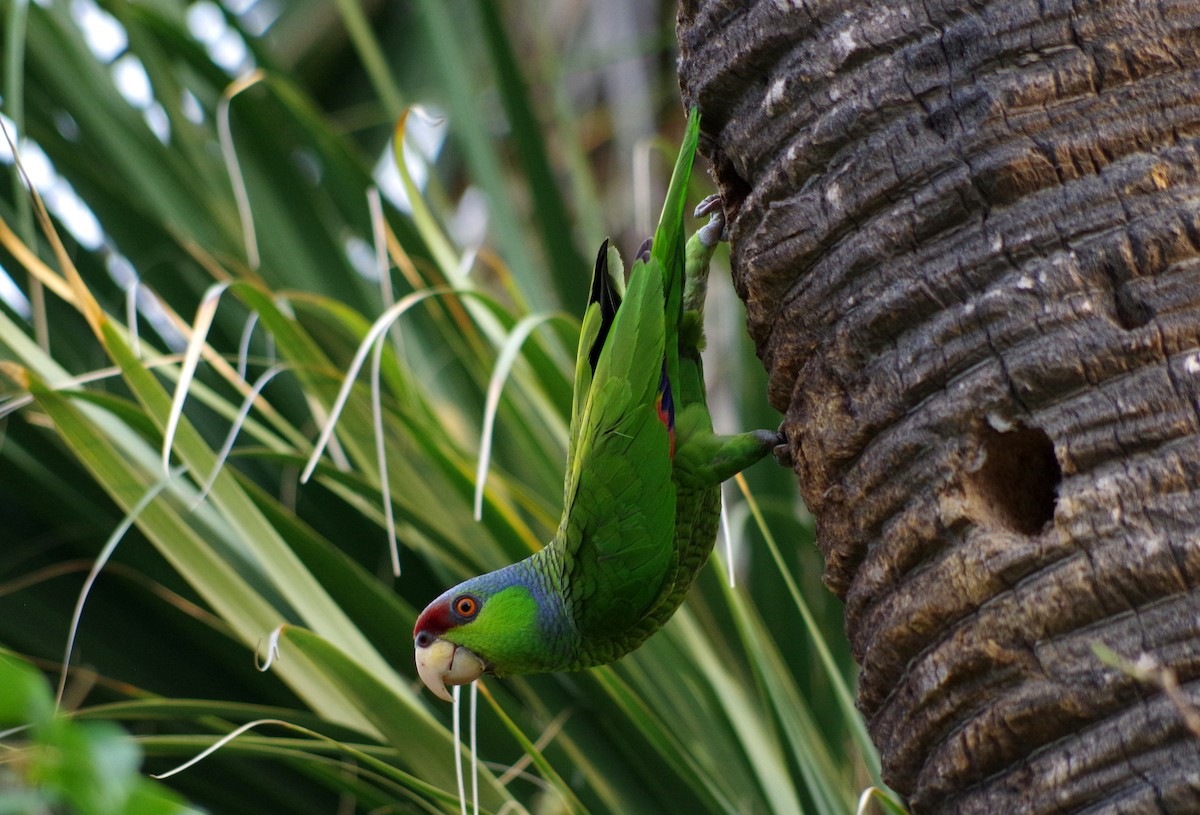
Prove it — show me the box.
[551,110,701,642]
[652,107,700,411]
[558,255,675,637]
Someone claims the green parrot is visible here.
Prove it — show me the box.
[414,109,784,701]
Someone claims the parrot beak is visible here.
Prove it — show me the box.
[414,636,485,702]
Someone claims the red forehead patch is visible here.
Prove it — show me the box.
[413,600,454,638]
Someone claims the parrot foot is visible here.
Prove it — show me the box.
[694,193,728,248]
[635,236,653,263]
[694,193,722,218]
[747,427,792,469]
[769,423,794,469]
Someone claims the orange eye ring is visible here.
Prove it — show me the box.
[453,595,478,619]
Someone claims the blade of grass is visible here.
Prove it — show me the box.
[671,611,805,815]
[734,472,881,783]
[162,281,231,474]
[19,367,374,734]
[712,559,856,815]
[149,718,464,814]
[57,465,187,707]
[218,72,265,270]
[473,0,587,308]
[587,667,740,814]
[475,681,587,815]
[2,0,45,350]
[474,311,567,521]
[99,314,405,690]
[278,625,516,812]
[331,0,405,120]
[414,0,549,309]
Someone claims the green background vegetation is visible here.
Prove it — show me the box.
[0,1,884,812]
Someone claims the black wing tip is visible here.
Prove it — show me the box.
[588,239,610,308]
[587,239,621,372]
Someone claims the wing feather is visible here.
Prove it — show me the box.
[554,259,676,637]
[551,109,702,645]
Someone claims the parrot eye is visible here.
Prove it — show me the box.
[453,595,479,619]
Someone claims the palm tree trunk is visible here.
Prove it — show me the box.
[678,1,1200,812]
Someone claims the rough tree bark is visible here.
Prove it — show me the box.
[677,1,1200,812]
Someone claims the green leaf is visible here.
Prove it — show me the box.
[36,720,141,815]
[0,651,53,728]
[0,3,863,812]
[278,625,515,811]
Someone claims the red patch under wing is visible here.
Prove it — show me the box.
[656,362,675,458]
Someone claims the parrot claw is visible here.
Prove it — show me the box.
[694,193,728,247]
[747,427,793,470]
[693,193,722,219]
[771,423,794,469]
[773,439,793,469]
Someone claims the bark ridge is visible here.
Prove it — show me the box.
[678,1,1200,812]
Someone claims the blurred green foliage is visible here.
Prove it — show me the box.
[0,652,201,814]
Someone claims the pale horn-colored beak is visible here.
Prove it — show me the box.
[414,636,486,702]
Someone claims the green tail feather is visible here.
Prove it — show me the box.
[652,108,700,418]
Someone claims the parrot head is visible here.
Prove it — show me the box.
[413,560,574,701]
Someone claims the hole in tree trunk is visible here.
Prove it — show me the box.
[711,152,751,223]
[1114,287,1155,330]
[963,423,1061,535]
